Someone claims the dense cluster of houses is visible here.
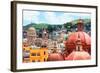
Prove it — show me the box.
[22,19,91,63]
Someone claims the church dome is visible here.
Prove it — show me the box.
[27,27,36,37]
[28,27,36,31]
[65,51,91,60]
[65,31,91,53]
[47,53,64,61]
[65,19,91,54]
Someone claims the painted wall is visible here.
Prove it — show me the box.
[0,0,99,73]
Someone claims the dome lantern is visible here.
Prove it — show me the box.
[77,19,84,31]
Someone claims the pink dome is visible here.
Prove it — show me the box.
[65,31,91,54]
[47,53,64,61]
[66,31,91,45]
[65,51,91,60]
[65,19,91,54]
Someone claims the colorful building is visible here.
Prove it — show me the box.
[30,48,48,62]
[23,47,31,63]
[23,47,48,62]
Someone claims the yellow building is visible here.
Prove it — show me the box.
[23,47,48,62]
[30,48,48,62]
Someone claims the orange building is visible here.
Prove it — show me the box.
[30,48,48,62]
[23,47,48,62]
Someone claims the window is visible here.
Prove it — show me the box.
[78,46,80,51]
[44,51,46,55]
[25,50,30,53]
[31,53,36,56]
[44,58,46,61]
[23,56,29,58]
[37,53,40,56]
[32,60,35,62]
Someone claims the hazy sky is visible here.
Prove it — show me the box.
[23,10,91,26]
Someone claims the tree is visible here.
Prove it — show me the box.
[47,25,53,33]
[64,22,72,31]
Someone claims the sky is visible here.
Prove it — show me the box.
[23,10,91,26]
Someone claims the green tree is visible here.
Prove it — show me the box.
[64,22,72,31]
[47,25,53,33]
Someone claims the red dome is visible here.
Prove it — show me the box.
[47,53,64,61]
[65,31,91,54]
[65,51,91,60]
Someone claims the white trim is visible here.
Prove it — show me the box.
[17,3,96,69]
